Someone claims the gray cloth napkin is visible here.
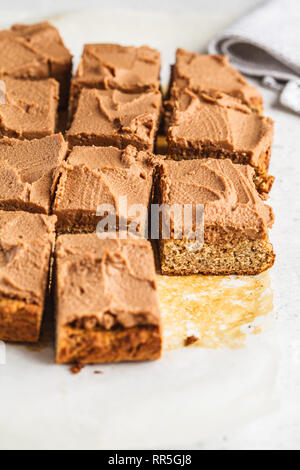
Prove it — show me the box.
[209,0,300,113]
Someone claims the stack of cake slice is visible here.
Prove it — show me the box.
[58,43,165,363]
[165,49,274,195]
[159,48,276,277]
[0,22,276,365]
[57,44,164,235]
[0,29,163,362]
[0,22,72,108]
[67,44,163,151]
[0,22,72,344]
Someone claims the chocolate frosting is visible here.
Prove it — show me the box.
[160,158,274,243]
[56,234,160,330]
[0,134,67,213]
[0,211,56,305]
[168,90,274,167]
[172,49,262,110]
[67,88,162,150]
[74,43,161,92]
[53,145,160,228]
[0,22,72,78]
[0,77,59,139]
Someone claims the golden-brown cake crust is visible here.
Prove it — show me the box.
[56,325,161,364]
[0,297,42,342]
[159,239,275,276]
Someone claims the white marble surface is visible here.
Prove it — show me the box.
[0,0,300,450]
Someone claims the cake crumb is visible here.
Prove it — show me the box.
[185,335,199,347]
[94,370,103,375]
[70,364,84,374]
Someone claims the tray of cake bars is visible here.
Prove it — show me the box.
[0,13,277,449]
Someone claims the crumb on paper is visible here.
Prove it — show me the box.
[94,370,103,375]
[70,364,84,374]
[184,335,199,347]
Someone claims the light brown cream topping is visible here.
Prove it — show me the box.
[160,158,274,242]
[0,134,67,212]
[172,49,262,110]
[0,22,72,78]
[0,77,59,138]
[0,211,56,305]
[75,43,161,92]
[53,145,160,221]
[168,90,274,167]
[67,88,162,148]
[56,234,160,329]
